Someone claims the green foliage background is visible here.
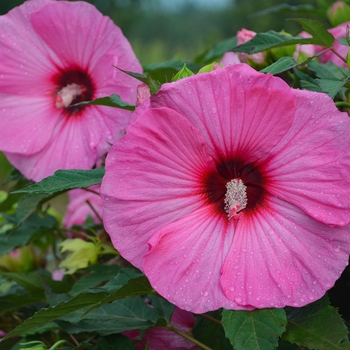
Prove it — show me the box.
[0,0,324,65]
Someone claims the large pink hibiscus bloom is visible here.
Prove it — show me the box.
[101,64,350,313]
[0,0,142,181]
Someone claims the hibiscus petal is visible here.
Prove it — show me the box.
[31,1,129,70]
[144,206,240,313]
[101,107,216,268]
[91,52,139,105]
[0,0,60,95]
[6,108,104,181]
[133,64,295,163]
[0,95,57,154]
[221,196,350,309]
[263,89,350,226]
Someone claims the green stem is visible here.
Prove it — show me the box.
[49,340,67,350]
[200,313,222,325]
[335,101,350,109]
[99,245,120,256]
[167,325,213,350]
[86,199,103,223]
[330,47,347,64]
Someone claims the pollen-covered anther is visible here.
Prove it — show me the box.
[224,178,248,220]
[55,83,85,108]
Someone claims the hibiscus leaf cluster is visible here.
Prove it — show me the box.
[1,1,350,350]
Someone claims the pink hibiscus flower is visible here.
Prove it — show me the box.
[315,21,350,67]
[221,52,241,66]
[236,28,265,64]
[0,0,142,181]
[63,185,102,228]
[293,31,315,62]
[124,307,198,350]
[101,64,350,313]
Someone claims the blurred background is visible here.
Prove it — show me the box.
[1,0,328,66]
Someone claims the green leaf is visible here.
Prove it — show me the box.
[316,78,349,98]
[147,294,175,325]
[97,268,144,293]
[308,60,348,80]
[193,311,233,350]
[277,339,300,349]
[56,297,158,335]
[283,297,350,350]
[303,59,350,97]
[290,18,335,47]
[222,308,287,350]
[337,38,350,47]
[231,31,314,54]
[13,168,105,195]
[82,275,153,315]
[15,193,54,223]
[0,192,22,212]
[195,36,237,64]
[300,80,323,92]
[261,57,297,75]
[261,50,329,76]
[114,67,149,84]
[93,334,137,350]
[2,274,152,339]
[143,59,200,83]
[116,67,161,95]
[0,272,44,294]
[75,94,135,111]
[0,283,45,313]
[70,265,122,296]
[0,212,57,256]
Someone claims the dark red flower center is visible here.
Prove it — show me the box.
[53,67,95,115]
[202,157,266,218]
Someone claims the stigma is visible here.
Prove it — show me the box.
[55,83,85,109]
[224,178,247,220]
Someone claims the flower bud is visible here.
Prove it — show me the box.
[0,246,37,273]
[270,30,296,61]
[172,64,194,81]
[328,1,350,26]
[198,62,223,73]
[136,83,151,106]
[221,52,241,66]
[237,28,266,67]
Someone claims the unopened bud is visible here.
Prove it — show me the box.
[328,1,350,26]
[172,64,194,81]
